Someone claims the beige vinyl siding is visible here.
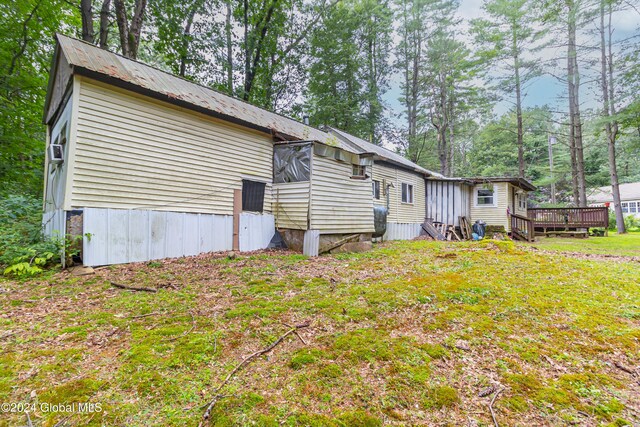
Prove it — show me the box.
[371,163,425,223]
[469,182,509,231]
[310,155,374,234]
[69,77,273,214]
[272,182,309,230]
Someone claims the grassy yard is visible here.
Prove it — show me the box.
[1,240,638,426]
[530,232,640,257]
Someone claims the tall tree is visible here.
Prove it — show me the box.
[472,0,544,179]
[598,0,625,232]
[0,0,78,196]
[566,0,587,206]
[306,0,392,143]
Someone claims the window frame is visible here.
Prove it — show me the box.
[401,182,414,204]
[351,164,367,179]
[372,180,381,200]
[475,186,497,207]
[622,202,629,213]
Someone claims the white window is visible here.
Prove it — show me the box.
[476,186,496,207]
[372,180,381,200]
[401,183,414,204]
[518,193,527,209]
[630,202,637,213]
[622,202,629,213]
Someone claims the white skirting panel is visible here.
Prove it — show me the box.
[383,222,421,241]
[83,208,240,266]
[239,212,275,252]
[303,230,320,257]
[43,209,66,239]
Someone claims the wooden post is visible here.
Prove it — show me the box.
[233,188,241,251]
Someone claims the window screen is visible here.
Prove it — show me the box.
[242,180,266,213]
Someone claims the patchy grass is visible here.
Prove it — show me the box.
[529,231,640,257]
[0,241,639,426]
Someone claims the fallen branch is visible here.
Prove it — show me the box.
[110,281,157,293]
[199,320,311,426]
[489,387,504,427]
[614,361,636,375]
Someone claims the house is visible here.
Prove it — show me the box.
[42,34,374,265]
[325,127,536,235]
[589,182,640,218]
[326,127,443,240]
[42,34,536,266]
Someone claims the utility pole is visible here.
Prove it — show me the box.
[548,134,556,204]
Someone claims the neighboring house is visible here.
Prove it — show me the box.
[43,34,373,265]
[327,127,442,240]
[589,182,640,218]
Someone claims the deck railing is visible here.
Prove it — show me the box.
[527,207,609,229]
[510,213,535,242]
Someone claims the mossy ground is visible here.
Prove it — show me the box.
[0,239,638,426]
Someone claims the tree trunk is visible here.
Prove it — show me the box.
[513,28,525,179]
[114,0,147,59]
[225,0,233,94]
[99,0,111,49]
[599,0,625,233]
[179,5,198,77]
[80,0,94,42]
[566,0,587,206]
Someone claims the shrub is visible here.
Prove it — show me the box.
[0,194,62,276]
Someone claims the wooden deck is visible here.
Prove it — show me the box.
[527,207,609,232]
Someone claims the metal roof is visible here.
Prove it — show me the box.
[590,182,640,203]
[326,127,443,177]
[54,34,355,150]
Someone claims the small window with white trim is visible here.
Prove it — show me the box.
[401,183,414,204]
[622,202,629,213]
[476,186,495,206]
[629,202,637,213]
[352,164,366,178]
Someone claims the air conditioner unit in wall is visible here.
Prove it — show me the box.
[48,144,64,165]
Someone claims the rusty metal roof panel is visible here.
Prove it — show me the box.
[327,127,443,177]
[56,34,343,148]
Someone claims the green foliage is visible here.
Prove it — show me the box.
[0,194,61,275]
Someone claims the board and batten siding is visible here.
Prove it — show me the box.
[272,181,309,230]
[425,180,470,227]
[310,155,374,234]
[469,182,510,231]
[68,76,273,214]
[371,163,426,224]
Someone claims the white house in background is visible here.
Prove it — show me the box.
[589,182,640,218]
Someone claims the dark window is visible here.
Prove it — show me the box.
[401,183,414,204]
[242,180,266,213]
[372,180,381,199]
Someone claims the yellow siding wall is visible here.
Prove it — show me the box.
[68,77,273,214]
[272,181,309,230]
[469,182,510,231]
[371,163,425,223]
[310,155,374,234]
